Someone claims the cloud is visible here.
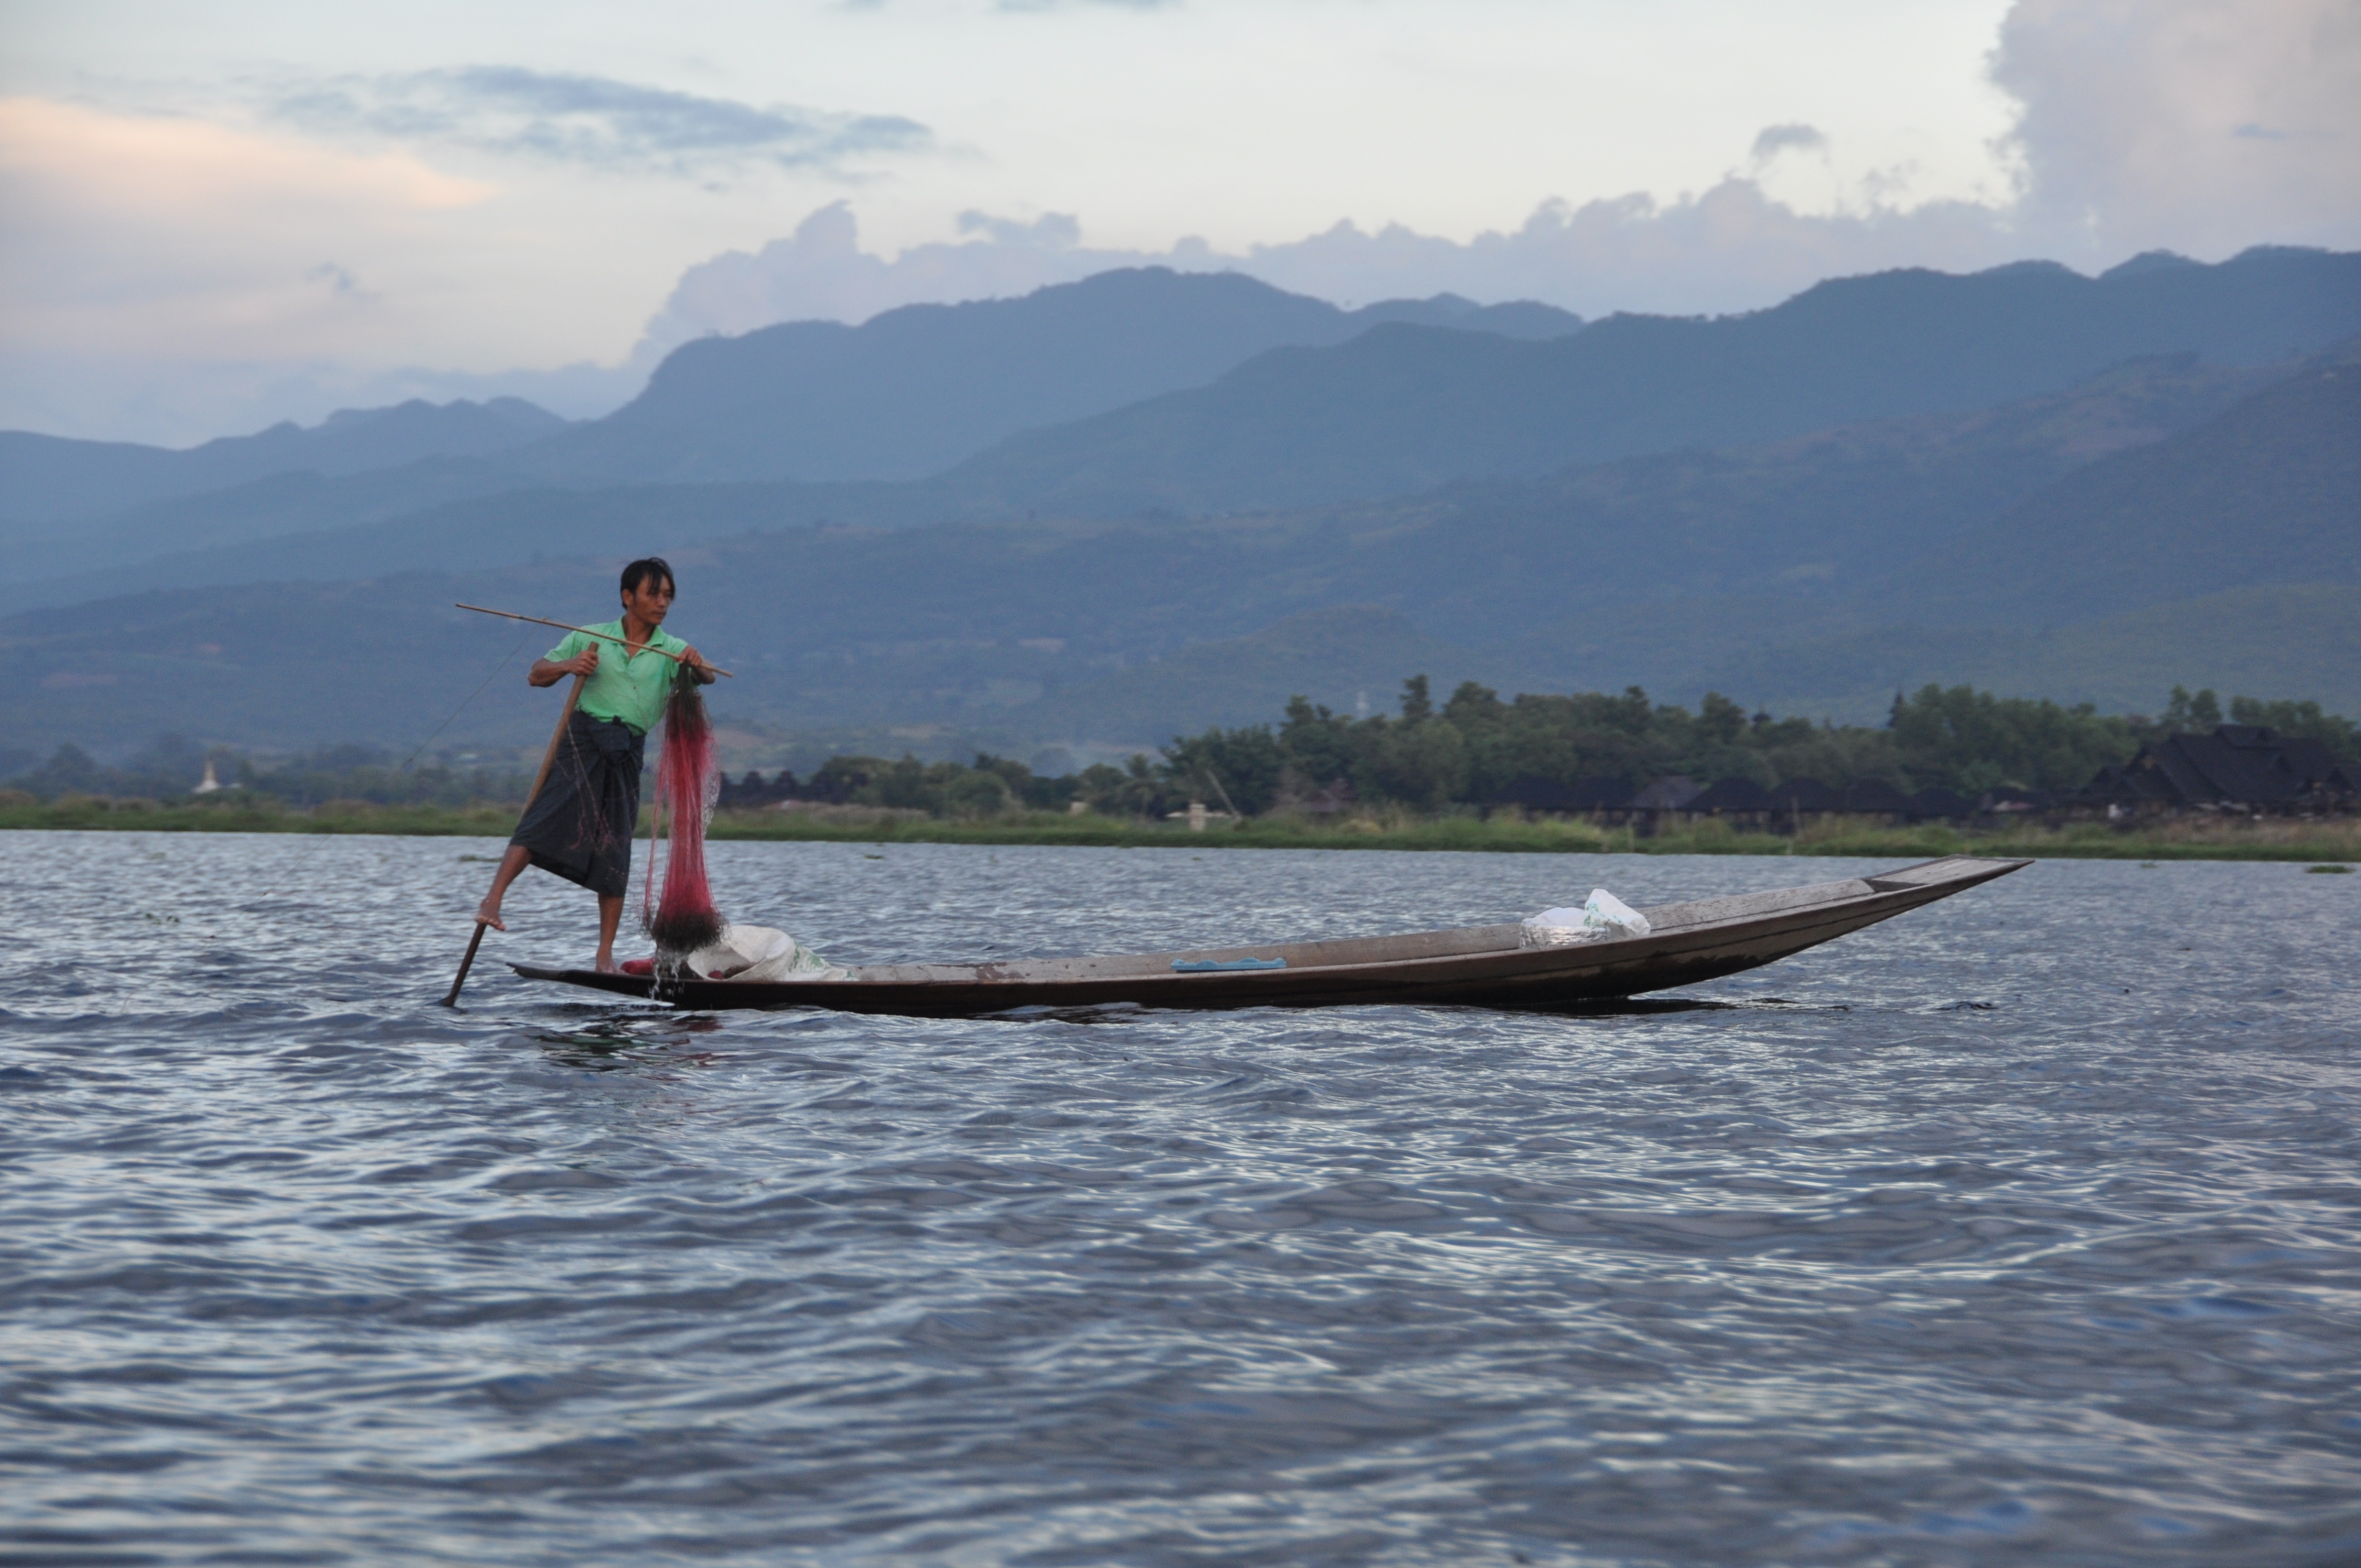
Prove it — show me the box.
[0,96,489,223]
[1749,123,1829,163]
[633,0,2361,356]
[1992,0,2361,255]
[631,201,1127,357]
[0,98,490,363]
[0,97,609,442]
[271,66,932,175]
[630,183,2031,365]
[16,0,2359,446]
[956,210,1082,248]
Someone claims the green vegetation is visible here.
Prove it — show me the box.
[12,680,2352,819]
[798,681,2358,820]
[4,794,2355,865]
[0,793,524,837]
[0,735,534,808]
[695,809,2358,863]
[7,680,2354,863]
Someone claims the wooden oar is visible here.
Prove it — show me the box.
[440,673,586,1007]
[454,603,733,677]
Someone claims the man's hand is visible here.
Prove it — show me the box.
[681,646,717,684]
[528,644,600,688]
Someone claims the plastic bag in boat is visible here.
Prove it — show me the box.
[683,924,849,982]
[1522,889,1652,946]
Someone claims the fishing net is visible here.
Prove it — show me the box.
[642,661,726,954]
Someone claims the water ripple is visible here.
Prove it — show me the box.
[2,833,2357,1564]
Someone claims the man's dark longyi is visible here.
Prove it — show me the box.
[512,711,646,899]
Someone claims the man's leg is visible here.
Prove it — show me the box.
[475,844,533,930]
[596,895,625,972]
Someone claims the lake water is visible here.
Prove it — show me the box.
[4,833,2357,1566]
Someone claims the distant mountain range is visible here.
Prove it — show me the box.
[509,269,1582,486]
[12,327,2357,760]
[2,269,1581,542]
[930,247,2361,516]
[0,397,568,526]
[16,246,2358,615]
[1885,349,2361,623]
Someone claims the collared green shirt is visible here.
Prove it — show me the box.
[548,619,690,735]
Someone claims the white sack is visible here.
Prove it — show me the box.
[1522,889,1652,946]
[683,924,850,982]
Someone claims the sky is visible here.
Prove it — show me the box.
[3,0,2356,444]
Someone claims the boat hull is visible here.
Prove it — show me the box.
[510,855,2028,1018]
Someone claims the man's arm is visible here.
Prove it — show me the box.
[680,645,717,685]
[529,642,598,687]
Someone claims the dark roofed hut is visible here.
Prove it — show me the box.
[1623,776,1705,837]
[717,769,805,809]
[1685,777,1781,813]
[1487,776,1633,818]
[1628,775,1706,811]
[1979,787,2056,818]
[1909,786,1976,821]
[1841,779,1916,821]
[1776,778,1843,813]
[2080,725,2357,816]
[1680,777,1782,832]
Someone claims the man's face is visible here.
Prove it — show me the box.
[622,574,675,625]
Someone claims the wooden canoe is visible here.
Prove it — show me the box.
[508,854,2029,1019]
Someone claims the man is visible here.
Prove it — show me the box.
[475,557,714,971]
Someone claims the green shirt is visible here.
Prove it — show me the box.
[548,620,690,735]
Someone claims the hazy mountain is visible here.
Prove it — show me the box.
[1,460,579,591]
[18,319,2305,615]
[929,246,2361,516]
[1881,344,2361,623]
[21,350,2273,617]
[0,398,569,526]
[13,348,2351,753]
[5,271,1581,583]
[504,268,1585,486]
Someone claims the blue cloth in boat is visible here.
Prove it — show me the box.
[510,710,643,899]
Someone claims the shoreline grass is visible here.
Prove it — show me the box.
[3,796,2356,863]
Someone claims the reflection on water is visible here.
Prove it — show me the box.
[3,833,2357,1565]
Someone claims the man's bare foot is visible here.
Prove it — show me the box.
[594,956,621,974]
[474,899,507,932]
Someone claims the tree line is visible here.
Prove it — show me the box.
[766,682,2360,819]
[0,736,534,807]
[7,682,2354,816]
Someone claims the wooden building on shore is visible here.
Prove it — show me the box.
[2077,725,2360,816]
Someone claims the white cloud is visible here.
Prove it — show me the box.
[631,183,2029,363]
[0,96,645,440]
[0,98,492,362]
[632,0,2361,355]
[6,0,2356,444]
[1992,0,2361,255]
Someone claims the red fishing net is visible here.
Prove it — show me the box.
[642,663,726,954]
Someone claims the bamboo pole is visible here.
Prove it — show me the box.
[454,603,732,677]
[440,673,586,1007]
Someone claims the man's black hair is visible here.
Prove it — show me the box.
[620,556,675,598]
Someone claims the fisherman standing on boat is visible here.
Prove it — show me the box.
[474,557,714,972]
